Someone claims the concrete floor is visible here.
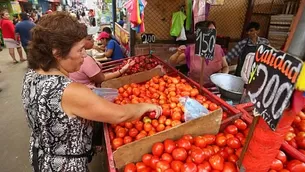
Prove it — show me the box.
[0,48,107,172]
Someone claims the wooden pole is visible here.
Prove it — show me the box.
[241,0,255,39]
[199,58,205,94]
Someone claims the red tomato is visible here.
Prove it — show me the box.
[156,124,166,132]
[235,132,245,142]
[135,121,144,131]
[216,135,227,147]
[234,119,248,131]
[172,148,188,161]
[202,148,215,159]
[112,138,124,150]
[150,156,160,169]
[209,103,218,111]
[190,147,205,164]
[116,128,127,138]
[194,136,207,148]
[165,119,172,126]
[286,160,305,172]
[212,145,220,154]
[226,137,241,149]
[276,150,287,164]
[151,119,159,128]
[209,154,224,170]
[197,161,212,172]
[162,109,171,117]
[270,159,283,171]
[124,163,137,172]
[222,162,237,172]
[142,154,153,166]
[181,162,197,172]
[125,122,133,129]
[144,123,153,132]
[171,160,184,172]
[156,160,170,171]
[152,142,164,157]
[176,139,192,151]
[228,154,239,163]
[172,111,182,121]
[158,115,167,124]
[164,139,176,154]
[296,135,305,149]
[182,134,194,144]
[225,125,238,135]
[203,135,216,145]
[135,133,146,140]
[161,153,173,163]
[218,150,229,161]
[123,136,133,144]
[136,162,147,171]
[128,128,139,138]
[224,147,234,155]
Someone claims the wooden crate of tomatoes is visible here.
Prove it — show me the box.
[100,55,166,74]
[102,61,241,171]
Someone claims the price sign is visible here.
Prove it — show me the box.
[195,27,216,60]
[141,33,156,43]
[247,45,303,130]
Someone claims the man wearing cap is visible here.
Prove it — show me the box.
[97,31,125,61]
[15,12,35,55]
[69,27,133,89]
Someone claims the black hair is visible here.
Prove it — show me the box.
[195,20,216,29]
[102,27,112,34]
[246,22,260,31]
[20,12,29,20]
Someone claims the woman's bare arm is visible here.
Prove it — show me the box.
[62,83,162,124]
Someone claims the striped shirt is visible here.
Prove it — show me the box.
[225,37,269,63]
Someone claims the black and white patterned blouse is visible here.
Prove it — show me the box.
[22,69,93,172]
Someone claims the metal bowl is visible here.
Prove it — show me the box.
[210,73,245,101]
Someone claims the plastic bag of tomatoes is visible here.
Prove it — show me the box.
[179,96,209,122]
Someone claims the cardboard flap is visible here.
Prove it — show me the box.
[113,108,223,171]
[101,67,165,89]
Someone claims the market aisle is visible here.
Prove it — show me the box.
[0,48,107,172]
[0,48,31,172]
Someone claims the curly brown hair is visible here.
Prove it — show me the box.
[27,12,87,71]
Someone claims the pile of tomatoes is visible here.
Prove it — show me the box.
[110,75,225,150]
[123,118,249,172]
[284,110,305,154]
[269,150,305,171]
[113,56,161,75]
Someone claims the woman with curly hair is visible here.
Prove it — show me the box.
[21,12,161,171]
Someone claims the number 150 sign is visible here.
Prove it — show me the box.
[195,28,216,60]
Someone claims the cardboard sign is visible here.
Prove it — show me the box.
[141,33,156,43]
[247,44,303,130]
[195,28,216,60]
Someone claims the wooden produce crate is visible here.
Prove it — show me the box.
[102,59,242,171]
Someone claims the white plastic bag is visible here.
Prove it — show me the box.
[92,88,118,102]
[179,96,209,121]
[176,26,187,41]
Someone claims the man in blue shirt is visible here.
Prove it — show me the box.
[15,12,35,54]
[97,32,124,60]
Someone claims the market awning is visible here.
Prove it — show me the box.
[48,0,60,2]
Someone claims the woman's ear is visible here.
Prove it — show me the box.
[52,49,61,60]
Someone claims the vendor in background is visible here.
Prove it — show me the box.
[97,31,124,60]
[22,12,161,171]
[169,21,229,86]
[69,27,133,89]
[225,22,269,76]
[12,14,19,25]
